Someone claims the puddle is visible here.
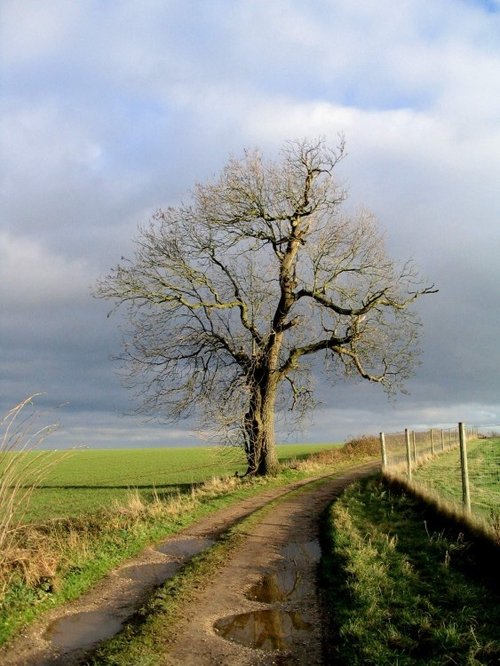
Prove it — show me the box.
[119,561,179,585]
[156,536,215,558]
[44,611,123,650]
[246,570,303,603]
[43,538,216,655]
[281,540,321,563]
[214,609,312,652]
[245,541,320,604]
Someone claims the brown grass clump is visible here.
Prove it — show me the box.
[0,396,67,598]
[310,435,379,464]
[0,533,61,590]
[285,435,380,473]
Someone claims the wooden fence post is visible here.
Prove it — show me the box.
[441,429,444,452]
[405,429,412,480]
[380,432,387,469]
[412,430,417,462]
[458,422,472,514]
[430,428,435,455]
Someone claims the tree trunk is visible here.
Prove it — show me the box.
[244,383,279,476]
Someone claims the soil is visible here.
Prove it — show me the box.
[0,462,378,665]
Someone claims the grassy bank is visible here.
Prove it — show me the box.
[321,476,500,665]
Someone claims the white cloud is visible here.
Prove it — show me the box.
[0,232,91,307]
[0,0,84,64]
[1,103,103,180]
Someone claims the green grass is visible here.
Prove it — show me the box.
[321,475,500,665]
[412,438,500,523]
[17,443,337,522]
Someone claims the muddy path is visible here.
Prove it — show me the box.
[163,462,378,665]
[0,462,378,665]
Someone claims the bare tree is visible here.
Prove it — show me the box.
[95,138,436,475]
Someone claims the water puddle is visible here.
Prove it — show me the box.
[214,609,312,651]
[44,611,124,650]
[119,561,179,585]
[281,540,321,563]
[44,537,216,655]
[246,570,302,603]
[219,540,321,653]
[156,536,215,558]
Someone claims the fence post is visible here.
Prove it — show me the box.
[379,432,387,469]
[430,428,435,455]
[458,422,471,514]
[441,429,444,452]
[412,430,417,462]
[405,429,412,480]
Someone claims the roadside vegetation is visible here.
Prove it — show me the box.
[0,397,65,597]
[321,475,500,665]
[0,437,375,647]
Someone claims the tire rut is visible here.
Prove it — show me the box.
[163,462,378,665]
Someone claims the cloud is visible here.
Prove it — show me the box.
[1,0,499,447]
[0,0,84,64]
[0,232,91,307]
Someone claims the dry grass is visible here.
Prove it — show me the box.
[0,396,67,596]
[0,471,247,600]
[285,435,379,472]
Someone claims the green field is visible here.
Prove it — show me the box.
[412,438,500,522]
[18,443,338,522]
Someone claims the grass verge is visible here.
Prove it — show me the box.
[320,475,500,665]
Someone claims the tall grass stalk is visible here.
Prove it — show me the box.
[0,396,64,595]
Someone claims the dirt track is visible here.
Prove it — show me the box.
[1,461,378,665]
[163,462,378,665]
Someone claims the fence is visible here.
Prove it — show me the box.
[380,423,500,531]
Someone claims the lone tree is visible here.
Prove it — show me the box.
[96,138,436,475]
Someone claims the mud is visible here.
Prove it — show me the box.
[164,462,379,665]
[156,536,215,558]
[245,541,320,605]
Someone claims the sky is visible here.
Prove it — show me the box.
[1,0,499,449]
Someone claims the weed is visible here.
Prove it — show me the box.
[0,396,69,597]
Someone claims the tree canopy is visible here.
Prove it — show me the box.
[96,138,436,475]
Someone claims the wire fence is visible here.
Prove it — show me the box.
[380,424,500,531]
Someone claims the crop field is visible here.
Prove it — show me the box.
[16,443,338,523]
[411,437,500,523]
